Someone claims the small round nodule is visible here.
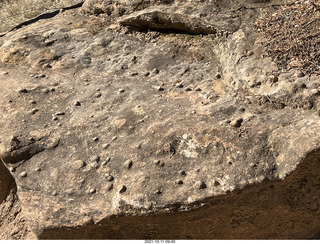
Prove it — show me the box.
[124,159,133,169]
[20,171,27,178]
[195,181,207,189]
[119,185,127,193]
[175,179,183,185]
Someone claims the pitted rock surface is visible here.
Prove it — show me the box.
[0,0,319,239]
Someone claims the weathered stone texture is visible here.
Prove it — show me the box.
[0,0,319,239]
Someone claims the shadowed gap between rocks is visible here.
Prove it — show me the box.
[38,149,320,239]
[0,158,16,204]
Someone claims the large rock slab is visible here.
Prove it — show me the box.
[0,0,319,239]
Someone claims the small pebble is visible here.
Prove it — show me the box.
[74,101,81,106]
[119,185,127,193]
[42,88,50,94]
[157,87,165,91]
[296,71,305,78]
[175,179,183,185]
[52,116,58,121]
[20,171,27,178]
[152,68,159,75]
[102,143,110,149]
[18,88,28,93]
[154,160,160,165]
[185,87,192,92]
[30,108,39,115]
[195,88,202,91]
[247,50,254,56]
[2,71,8,75]
[92,137,99,142]
[270,75,278,83]
[215,73,221,79]
[29,100,37,104]
[9,167,15,172]
[89,188,96,194]
[90,156,100,163]
[144,72,150,77]
[74,160,85,169]
[118,89,125,93]
[124,159,133,169]
[107,184,114,191]
[35,167,41,172]
[105,175,114,182]
[112,136,117,141]
[52,191,57,196]
[195,181,207,189]
[55,112,65,116]
[78,178,85,184]
[94,92,102,98]
[176,83,183,88]
[179,170,186,176]
[214,181,220,186]
[230,118,243,128]
[155,190,162,195]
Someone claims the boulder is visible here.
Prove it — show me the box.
[0,0,319,239]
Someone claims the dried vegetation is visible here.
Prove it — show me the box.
[0,0,81,33]
[256,0,320,75]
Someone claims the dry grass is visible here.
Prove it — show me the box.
[256,0,320,75]
[0,0,82,33]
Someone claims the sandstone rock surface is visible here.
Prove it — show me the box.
[0,0,319,239]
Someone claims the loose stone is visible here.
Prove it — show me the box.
[18,88,28,93]
[179,170,186,176]
[185,87,192,92]
[90,156,100,163]
[175,179,183,185]
[105,175,114,182]
[94,92,102,98]
[152,68,159,74]
[112,136,117,141]
[195,181,207,189]
[175,83,183,88]
[35,167,41,172]
[92,137,99,142]
[9,167,15,172]
[89,188,96,194]
[296,71,305,78]
[157,86,165,91]
[118,89,125,93]
[214,181,220,186]
[29,100,37,104]
[247,50,254,56]
[74,160,85,169]
[215,73,222,79]
[230,118,243,128]
[30,108,39,115]
[102,143,110,149]
[52,116,58,121]
[155,190,162,195]
[107,184,114,191]
[124,159,133,169]
[20,171,27,177]
[154,160,160,165]
[55,112,65,116]
[119,185,127,193]
[144,72,150,77]
[74,101,81,106]
[52,191,57,196]
[42,88,50,94]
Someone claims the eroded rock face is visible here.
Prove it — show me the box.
[0,0,319,239]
